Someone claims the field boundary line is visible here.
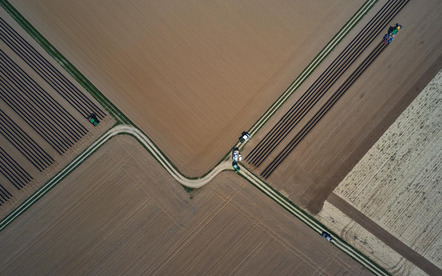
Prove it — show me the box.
[0,1,388,274]
[0,124,389,275]
[0,125,230,231]
[239,0,378,149]
[0,0,220,181]
[0,0,378,172]
[0,0,129,124]
[239,167,390,276]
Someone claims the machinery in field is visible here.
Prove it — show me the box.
[239,131,250,143]
[231,132,250,172]
[232,148,242,162]
[321,231,333,242]
[383,23,402,44]
[232,161,240,172]
[88,113,100,126]
[232,147,242,172]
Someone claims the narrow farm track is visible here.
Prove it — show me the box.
[246,0,409,168]
[0,1,403,274]
[0,124,388,275]
[262,41,389,179]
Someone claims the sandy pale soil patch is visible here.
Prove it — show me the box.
[0,135,370,275]
[10,0,366,176]
[0,9,115,219]
[243,0,442,213]
[332,70,442,271]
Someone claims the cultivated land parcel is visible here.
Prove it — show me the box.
[0,8,114,219]
[317,72,442,275]
[1,0,441,275]
[0,135,371,275]
[10,0,366,177]
[243,0,442,214]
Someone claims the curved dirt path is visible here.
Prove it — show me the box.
[111,125,232,188]
[0,124,387,275]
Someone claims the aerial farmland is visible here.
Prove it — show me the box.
[0,0,440,275]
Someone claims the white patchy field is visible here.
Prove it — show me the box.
[321,70,442,274]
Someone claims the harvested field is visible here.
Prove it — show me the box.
[0,135,370,275]
[328,70,442,274]
[0,9,114,219]
[243,0,442,213]
[10,0,366,176]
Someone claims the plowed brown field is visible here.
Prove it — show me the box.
[0,135,371,275]
[10,0,366,177]
[243,0,442,214]
[0,9,115,219]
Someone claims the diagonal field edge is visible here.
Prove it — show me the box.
[0,124,389,276]
[0,1,390,274]
[242,0,378,145]
[0,0,377,178]
[247,0,405,167]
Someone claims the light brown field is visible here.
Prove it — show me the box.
[10,0,366,177]
[243,0,442,214]
[0,135,371,275]
[0,9,115,219]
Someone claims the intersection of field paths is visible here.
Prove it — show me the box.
[0,135,371,275]
[10,0,367,176]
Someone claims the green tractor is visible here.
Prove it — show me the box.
[232,161,240,172]
[88,113,100,126]
[232,147,242,172]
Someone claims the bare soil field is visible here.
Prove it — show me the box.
[328,70,442,274]
[10,0,366,177]
[0,135,371,275]
[243,0,442,214]
[316,201,427,275]
[0,9,114,219]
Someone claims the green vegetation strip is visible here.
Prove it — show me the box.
[0,1,388,274]
[239,167,390,276]
[0,130,110,231]
[0,125,231,231]
[240,0,378,149]
[0,0,128,124]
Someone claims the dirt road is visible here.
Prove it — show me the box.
[10,0,367,176]
[0,135,372,275]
